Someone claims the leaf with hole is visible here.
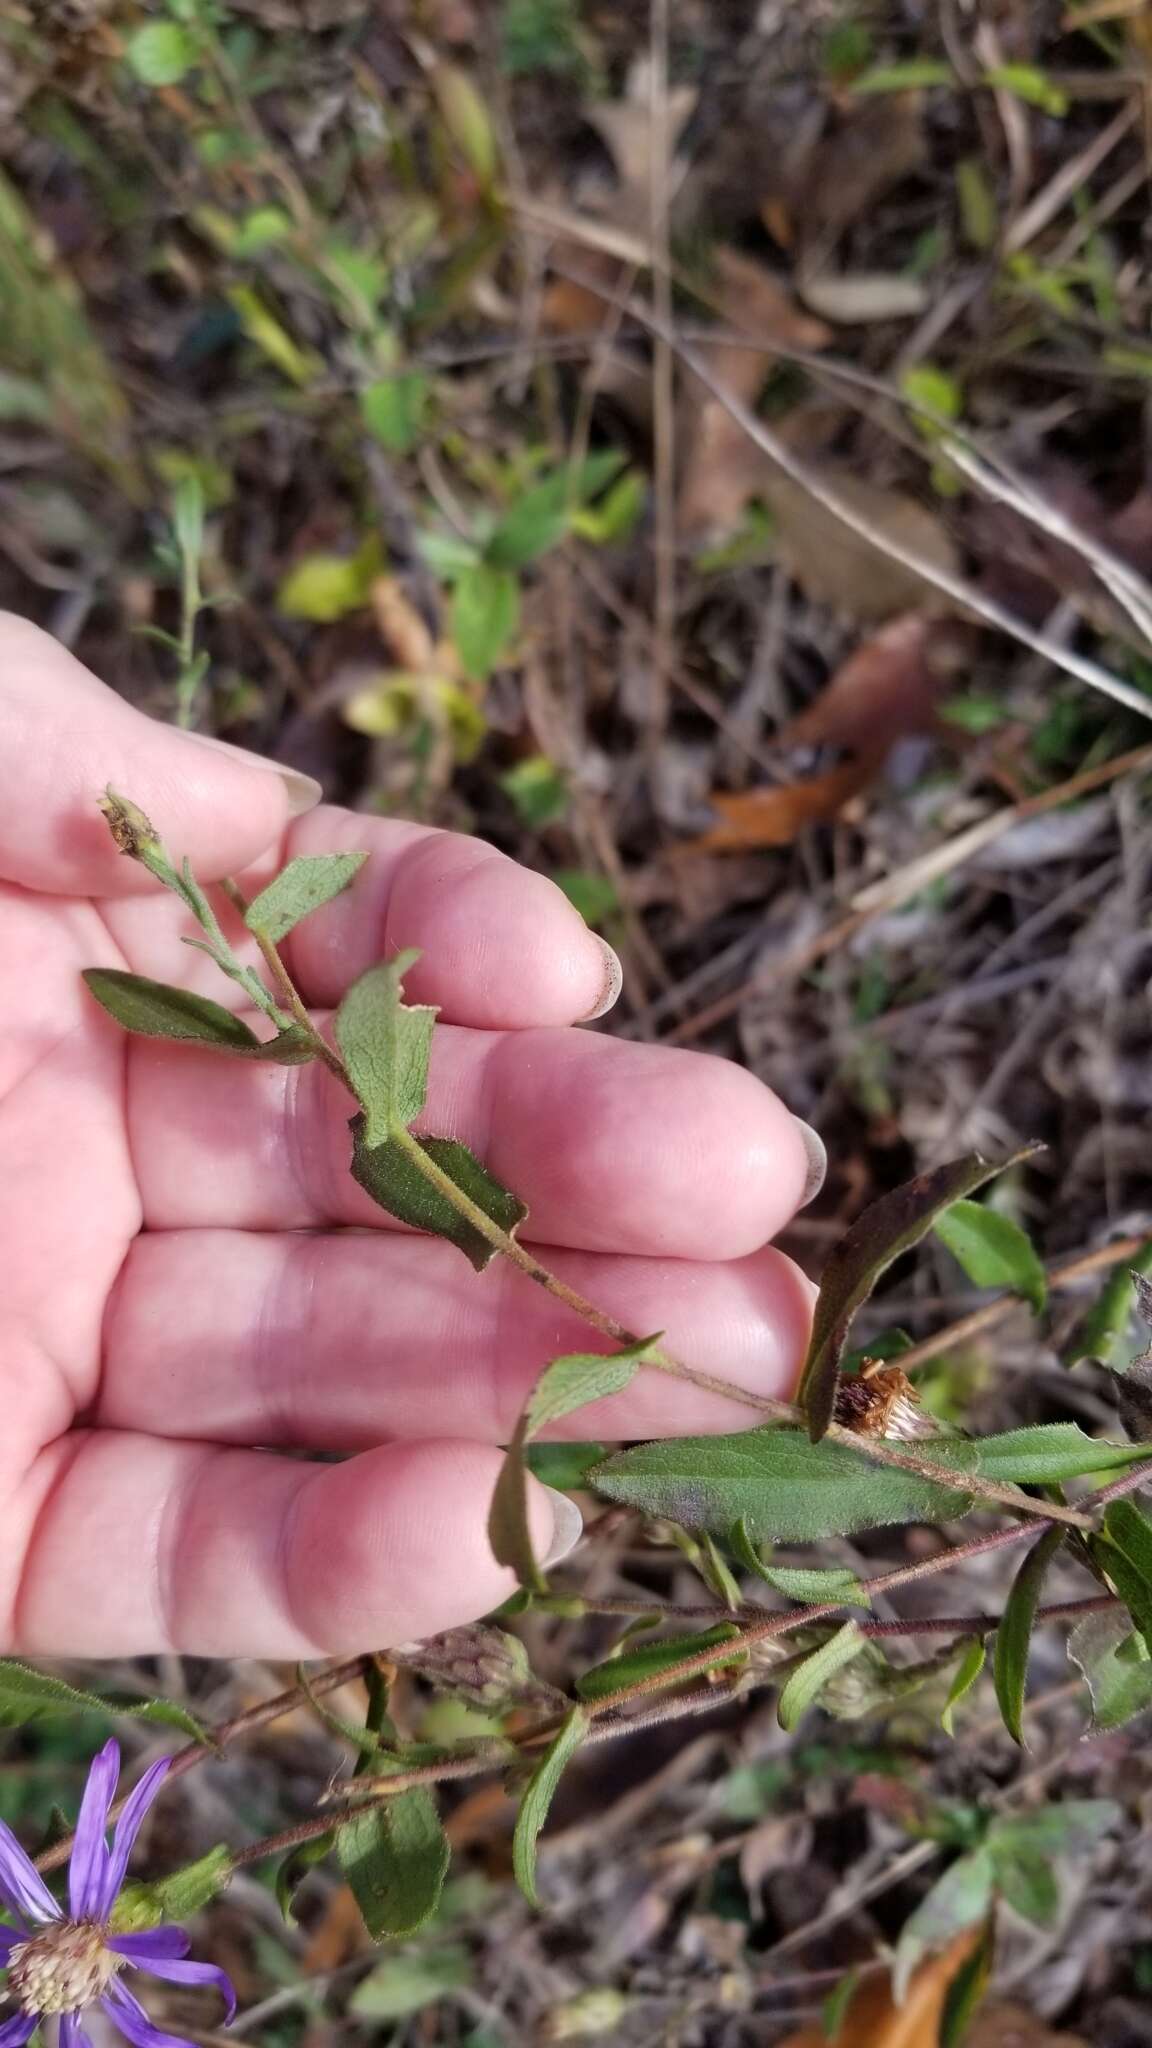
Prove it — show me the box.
[350,1120,526,1271]
[994,1524,1064,1745]
[576,1625,745,1702]
[935,1199,1047,1315]
[245,853,367,944]
[0,1660,207,1741]
[1067,1609,1152,1730]
[513,1706,586,1907]
[336,952,436,1145]
[338,1785,450,1941]
[777,1621,865,1731]
[797,1147,1042,1440]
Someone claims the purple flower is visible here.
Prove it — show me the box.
[0,1740,235,2048]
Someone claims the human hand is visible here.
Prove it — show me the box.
[0,614,820,1658]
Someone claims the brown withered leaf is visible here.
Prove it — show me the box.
[777,1928,982,2048]
[686,760,868,854]
[799,91,928,244]
[765,467,960,622]
[679,250,831,535]
[686,614,959,855]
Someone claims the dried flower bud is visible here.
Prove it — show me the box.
[833,1360,934,1442]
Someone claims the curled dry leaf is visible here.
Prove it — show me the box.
[776,1928,982,2048]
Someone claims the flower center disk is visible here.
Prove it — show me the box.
[8,1920,123,2015]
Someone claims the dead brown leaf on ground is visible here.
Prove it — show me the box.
[776,1929,982,2048]
[685,612,961,853]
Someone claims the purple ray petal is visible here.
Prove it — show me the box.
[127,1955,236,2022]
[0,1818,60,1926]
[60,2011,96,2048]
[0,2014,37,2048]
[102,1982,200,2048]
[0,1924,27,1961]
[69,1739,120,1921]
[107,1929,190,1965]
[99,1760,171,1920]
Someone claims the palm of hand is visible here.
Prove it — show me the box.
[0,616,814,1660]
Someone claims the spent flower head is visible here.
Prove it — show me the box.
[0,1739,234,2048]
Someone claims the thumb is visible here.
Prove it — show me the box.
[0,614,320,895]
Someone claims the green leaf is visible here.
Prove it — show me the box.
[1068,1239,1152,1369]
[816,1640,963,1721]
[0,1659,207,1741]
[892,1848,996,2002]
[524,1340,657,1436]
[486,453,625,569]
[361,373,429,454]
[935,1200,1047,1316]
[576,1625,745,1702]
[227,284,321,388]
[500,755,568,827]
[596,1423,1147,1542]
[1068,1609,1152,1730]
[111,1846,232,1934]
[513,1706,586,1907]
[338,1786,450,1940]
[594,1432,960,1545]
[778,1622,865,1731]
[452,562,520,681]
[901,365,962,425]
[276,540,380,621]
[1095,1498,1152,1647]
[350,1120,527,1270]
[349,1946,471,2020]
[989,1800,1119,1857]
[275,1833,336,1922]
[942,1637,986,1735]
[570,469,646,545]
[850,59,954,93]
[335,952,436,1146]
[994,1524,1064,1744]
[245,853,368,944]
[489,1338,656,1590]
[941,1917,996,2048]
[729,1523,869,1607]
[125,22,197,85]
[525,1441,606,1490]
[983,63,1067,116]
[797,1147,1041,1440]
[82,971,313,1063]
[550,868,620,928]
[990,1842,1059,1926]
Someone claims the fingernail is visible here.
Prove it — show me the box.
[541,1487,584,1568]
[582,938,624,1022]
[793,1118,827,1208]
[177,729,324,817]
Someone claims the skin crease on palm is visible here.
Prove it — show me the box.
[0,611,819,1661]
